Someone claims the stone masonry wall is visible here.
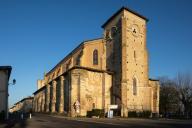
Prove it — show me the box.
[70,68,112,117]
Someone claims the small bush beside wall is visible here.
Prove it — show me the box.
[128,111,137,117]
[128,110,152,118]
[0,111,5,121]
[87,109,104,118]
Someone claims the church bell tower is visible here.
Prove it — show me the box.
[102,7,150,117]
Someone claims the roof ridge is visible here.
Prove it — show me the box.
[45,37,103,76]
[102,6,148,28]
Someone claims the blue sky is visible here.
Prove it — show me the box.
[0,0,192,106]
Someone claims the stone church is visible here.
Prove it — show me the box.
[33,7,160,117]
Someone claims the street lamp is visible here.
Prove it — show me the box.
[9,79,16,85]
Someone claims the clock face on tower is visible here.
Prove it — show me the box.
[131,24,139,37]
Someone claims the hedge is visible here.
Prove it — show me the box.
[0,111,5,121]
[87,109,105,118]
[128,110,151,118]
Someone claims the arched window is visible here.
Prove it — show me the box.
[93,49,98,65]
[134,50,136,60]
[133,78,137,95]
[76,56,81,66]
[111,26,117,37]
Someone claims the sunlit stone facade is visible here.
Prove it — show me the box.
[33,7,159,117]
[9,96,33,113]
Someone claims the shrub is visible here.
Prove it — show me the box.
[138,110,151,118]
[86,109,104,118]
[86,111,92,118]
[128,111,137,117]
[0,111,5,121]
[128,110,151,118]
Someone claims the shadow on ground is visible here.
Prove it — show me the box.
[3,119,27,128]
[2,113,30,128]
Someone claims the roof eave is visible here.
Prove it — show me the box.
[101,6,149,28]
[0,66,12,80]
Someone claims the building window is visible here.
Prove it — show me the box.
[92,103,95,109]
[105,30,110,40]
[76,56,81,66]
[93,49,98,65]
[134,50,136,60]
[133,78,137,95]
[111,26,117,37]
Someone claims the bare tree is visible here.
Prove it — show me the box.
[175,72,192,118]
[159,77,180,117]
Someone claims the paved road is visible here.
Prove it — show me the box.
[1,114,192,128]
